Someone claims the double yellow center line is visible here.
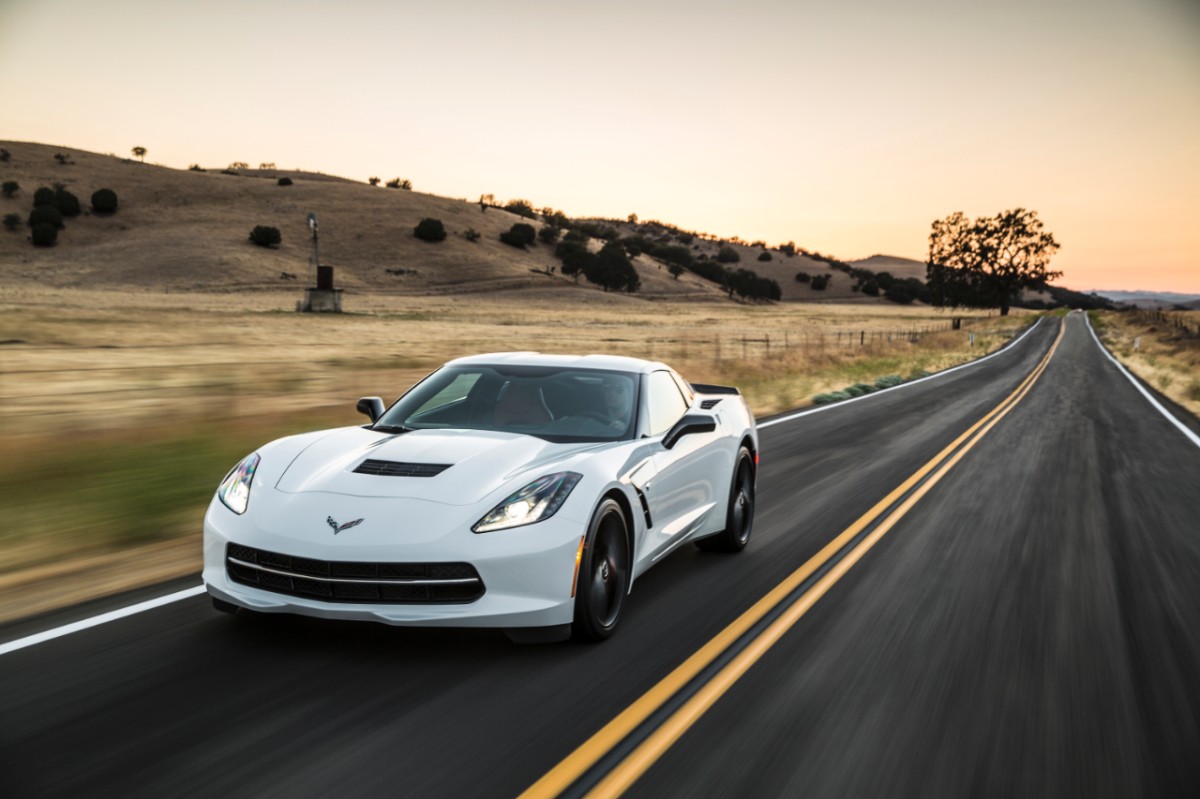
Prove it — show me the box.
[521,319,1065,799]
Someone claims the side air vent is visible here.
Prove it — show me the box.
[700,398,722,410]
[354,459,451,477]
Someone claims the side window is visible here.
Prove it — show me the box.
[645,371,688,437]
[668,370,695,407]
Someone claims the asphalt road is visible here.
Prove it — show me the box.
[3,313,1198,799]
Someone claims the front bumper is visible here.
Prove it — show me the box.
[202,491,586,629]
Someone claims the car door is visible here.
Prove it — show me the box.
[634,371,722,566]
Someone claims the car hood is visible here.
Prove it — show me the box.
[274,426,607,505]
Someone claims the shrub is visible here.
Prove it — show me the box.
[884,282,916,304]
[716,246,740,263]
[861,280,880,296]
[386,178,412,190]
[29,205,64,229]
[277,177,293,186]
[34,187,57,208]
[3,212,21,231]
[538,226,560,245]
[813,390,851,404]
[575,221,619,241]
[500,222,536,248]
[584,240,640,292]
[676,232,694,245]
[504,199,536,219]
[850,382,877,395]
[561,250,596,282]
[795,271,811,283]
[874,375,904,389]
[757,251,772,262]
[414,217,447,242]
[1,181,18,198]
[188,164,206,172]
[31,222,58,246]
[650,244,693,269]
[368,177,380,186]
[55,188,81,217]
[0,148,10,162]
[221,168,239,175]
[249,225,282,248]
[91,188,118,213]
[811,274,830,290]
[555,239,587,260]
[464,227,481,243]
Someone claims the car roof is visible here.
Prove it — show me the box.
[445,352,668,375]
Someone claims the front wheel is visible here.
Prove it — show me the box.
[572,499,631,642]
[696,445,755,553]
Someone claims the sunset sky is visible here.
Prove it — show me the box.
[2,0,1197,292]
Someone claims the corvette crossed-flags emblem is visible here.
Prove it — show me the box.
[327,516,364,535]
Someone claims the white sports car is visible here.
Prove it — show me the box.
[203,353,758,642]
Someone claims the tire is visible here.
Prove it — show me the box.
[696,445,755,553]
[572,499,631,642]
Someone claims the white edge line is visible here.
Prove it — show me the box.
[1084,314,1200,450]
[0,584,206,656]
[0,316,1046,657]
[758,317,1045,429]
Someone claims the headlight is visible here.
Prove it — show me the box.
[217,452,260,515]
[472,472,582,533]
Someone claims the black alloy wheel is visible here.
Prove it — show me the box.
[572,499,631,641]
[696,445,755,552]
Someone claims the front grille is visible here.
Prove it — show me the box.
[353,459,451,477]
[226,543,484,604]
[700,398,723,409]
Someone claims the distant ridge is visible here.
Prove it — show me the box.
[1089,290,1200,305]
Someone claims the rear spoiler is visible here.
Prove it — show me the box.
[689,383,740,395]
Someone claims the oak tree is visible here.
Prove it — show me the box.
[927,209,1061,316]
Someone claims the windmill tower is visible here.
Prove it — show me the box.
[298,211,343,312]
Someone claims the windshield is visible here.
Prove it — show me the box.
[374,365,639,443]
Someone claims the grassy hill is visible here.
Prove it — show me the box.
[0,141,734,299]
[0,141,912,304]
[849,254,927,281]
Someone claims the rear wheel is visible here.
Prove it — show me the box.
[572,499,631,642]
[696,446,755,553]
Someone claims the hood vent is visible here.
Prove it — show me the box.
[354,459,452,477]
[700,398,722,409]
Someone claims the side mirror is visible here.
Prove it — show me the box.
[357,396,385,423]
[662,413,717,449]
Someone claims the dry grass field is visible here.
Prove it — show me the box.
[1092,310,1200,418]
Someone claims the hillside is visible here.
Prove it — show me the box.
[1,142,926,305]
[0,141,728,300]
[849,254,927,281]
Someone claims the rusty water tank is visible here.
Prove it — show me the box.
[317,265,334,290]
